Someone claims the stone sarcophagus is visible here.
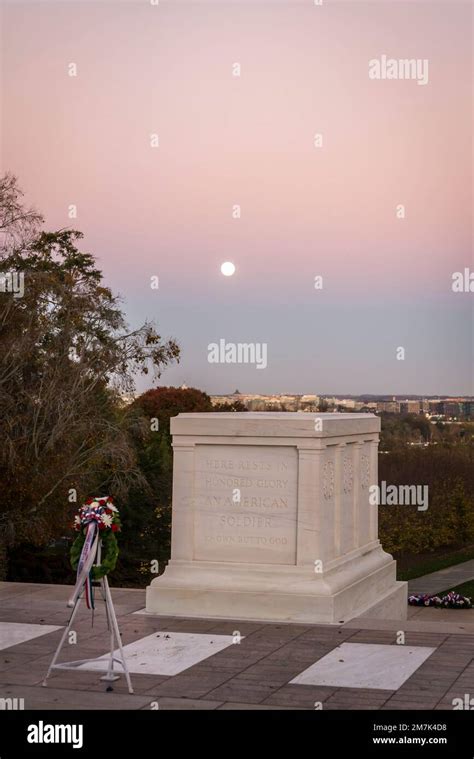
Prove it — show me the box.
[146,413,407,623]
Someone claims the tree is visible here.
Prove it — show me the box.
[134,386,213,436]
[379,443,474,559]
[0,172,42,246]
[213,400,247,412]
[0,175,180,575]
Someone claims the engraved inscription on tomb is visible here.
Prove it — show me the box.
[194,445,298,564]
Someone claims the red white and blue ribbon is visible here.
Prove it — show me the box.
[77,522,97,610]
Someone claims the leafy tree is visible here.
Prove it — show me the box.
[135,386,213,436]
[213,400,247,412]
[0,175,180,576]
[379,444,474,558]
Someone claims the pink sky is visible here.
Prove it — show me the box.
[1,1,472,394]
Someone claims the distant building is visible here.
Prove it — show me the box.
[300,394,319,410]
[460,401,473,419]
[337,399,356,409]
[400,401,422,414]
[443,402,461,418]
[376,401,399,413]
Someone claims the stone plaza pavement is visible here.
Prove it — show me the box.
[1,582,474,711]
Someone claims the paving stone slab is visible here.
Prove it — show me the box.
[207,622,264,635]
[290,643,436,690]
[78,631,238,677]
[39,671,169,694]
[324,702,383,710]
[233,664,308,681]
[244,625,311,644]
[144,668,236,695]
[0,683,151,710]
[380,703,434,710]
[0,622,63,652]
[343,615,474,635]
[218,701,303,710]
[140,697,224,710]
[204,683,280,704]
[263,684,336,708]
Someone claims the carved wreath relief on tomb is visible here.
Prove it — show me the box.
[322,460,335,500]
[343,457,354,494]
[360,453,370,489]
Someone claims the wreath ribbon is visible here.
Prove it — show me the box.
[77,522,97,609]
[70,496,121,609]
[71,529,119,579]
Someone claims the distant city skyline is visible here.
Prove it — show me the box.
[2,0,472,395]
[206,392,473,421]
[209,392,474,400]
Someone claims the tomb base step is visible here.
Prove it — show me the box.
[146,557,407,625]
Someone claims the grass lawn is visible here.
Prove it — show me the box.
[436,580,474,599]
[397,545,474,581]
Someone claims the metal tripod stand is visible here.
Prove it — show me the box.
[42,538,134,694]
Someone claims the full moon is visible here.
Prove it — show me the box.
[220,261,236,277]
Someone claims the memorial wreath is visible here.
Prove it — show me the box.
[70,497,121,580]
[408,591,472,609]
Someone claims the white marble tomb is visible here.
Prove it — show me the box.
[146,413,407,624]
